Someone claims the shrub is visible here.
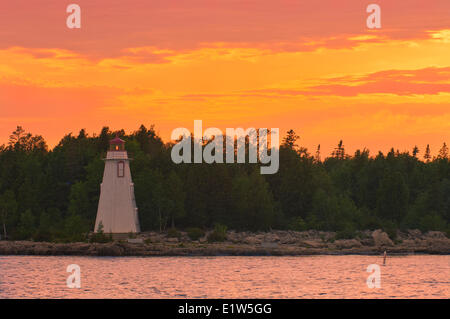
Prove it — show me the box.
[33,229,53,242]
[167,227,181,238]
[382,220,398,240]
[186,227,205,241]
[89,223,112,243]
[89,232,112,243]
[419,214,446,232]
[207,224,227,242]
[335,226,356,240]
[288,216,307,231]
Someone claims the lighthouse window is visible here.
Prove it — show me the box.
[117,161,125,177]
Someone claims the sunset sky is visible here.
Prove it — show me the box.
[0,0,449,157]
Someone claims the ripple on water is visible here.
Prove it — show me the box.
[0,255,448,298]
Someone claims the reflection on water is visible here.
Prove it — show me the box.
[0,255,448,298]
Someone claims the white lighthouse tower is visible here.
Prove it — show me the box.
[94,136,140,234]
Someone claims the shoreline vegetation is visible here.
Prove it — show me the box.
[0,229,448,256]
[1,125,449,246]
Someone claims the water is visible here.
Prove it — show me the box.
[0,255,448,298]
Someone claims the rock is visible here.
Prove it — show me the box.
[96,243,124,256]
[234,235,244,243]
[407,229,422,239]
[261,242,278,249]
[127,238,144,244]
[305,230,319,238]
[360,238,375,246]
[263,233,280,243]
[0,229,447,256]
[300,240,325,248]
[279,234,297,244]
[244,236,262,245]
[226,231,240,242]
[425,237,450,253]
[372,229,394,247]
[149,236,162,243]
[424,231,446,239]
[334,239,362,249]
[320,232,336,241]
[399,239,416,248]
[255,234,265,241]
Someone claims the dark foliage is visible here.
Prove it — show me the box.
[0,125,449,242]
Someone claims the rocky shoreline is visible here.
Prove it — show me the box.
[0,229,448,257]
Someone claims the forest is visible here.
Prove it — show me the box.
[0,125,449,242]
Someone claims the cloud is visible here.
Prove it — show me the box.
[1,0,449,58]
[248,67,450,97]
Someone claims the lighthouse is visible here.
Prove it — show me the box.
[94,136,140,234]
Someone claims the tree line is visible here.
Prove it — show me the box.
[0,125,449,242]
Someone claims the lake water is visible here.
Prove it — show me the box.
[0,255,448,298]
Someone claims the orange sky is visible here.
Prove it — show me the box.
[0,0,449,157]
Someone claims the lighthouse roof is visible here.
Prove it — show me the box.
[110,136,125,144]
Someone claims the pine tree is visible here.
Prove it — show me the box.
[282,129,299,150]
[412,146,419,158]
[438,142,448,159]
[0,191,17,240]
[315,144,321,162]
[332,140,345,160]
[424,144,431,162]
[8,126,26,146]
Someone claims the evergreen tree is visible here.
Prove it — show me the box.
[17,209,35,239]
[438,142,448,159]
[377,172,409,223]
[0,190,17,239]
[0,125,449,240]
[315,144,321,162]
[282,129,299,150]
[424,144,431,162]
[412,146,419,158]
[332,140,346,160]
